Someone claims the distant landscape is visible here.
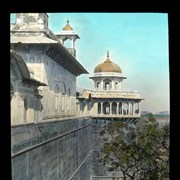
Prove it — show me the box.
[141,111,170,115]
[141,111,170,122]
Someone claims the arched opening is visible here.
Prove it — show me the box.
[123,102,128,115]
[64,39,72,48]
[103,79,111,90]
[103,102,110,115]
[129,103,133,115]
[134,103,139,114]
[112,102,117,114]
[97,82,100,90]
[115,82,118,90]
[105,82,110,90]
[119,102,122,114]
[98,103,101,114]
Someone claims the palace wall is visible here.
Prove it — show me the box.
[14,46,77,120]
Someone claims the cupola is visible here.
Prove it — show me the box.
[94,51,122,73]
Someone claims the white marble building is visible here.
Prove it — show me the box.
[10,13,88,122]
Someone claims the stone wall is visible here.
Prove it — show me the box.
[11,118,92,180]
[91,119,108,177]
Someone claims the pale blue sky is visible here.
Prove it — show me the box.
[10,13,169,113]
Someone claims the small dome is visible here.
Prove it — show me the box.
[62,19,73,31]
[94,51,122,73]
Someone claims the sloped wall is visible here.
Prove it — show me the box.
[11,118,92,180]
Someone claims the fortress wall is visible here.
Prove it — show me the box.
[11,118,92,180]
[91,119,108,177]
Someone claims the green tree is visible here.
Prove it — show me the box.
[99,114,169,180]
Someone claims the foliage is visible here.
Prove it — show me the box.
[99,113,169,180]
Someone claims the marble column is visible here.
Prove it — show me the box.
[117,102,119,115]
[110,102,112,115]
[122,103,124,115]
[101,102,103,114]
[100,81,103,91]
[128,103,130,115]
[132,103,134,115]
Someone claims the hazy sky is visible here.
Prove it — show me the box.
[11,13,169,113]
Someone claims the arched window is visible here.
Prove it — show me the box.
[62,82,66,95]
[98,103,101,114]
[97,82,100,90]
[112,102,117,114]
[105,82,109,90]
[103,102,110,115]
[103,79,111,90]
[115,82,118,90]
[64,39,72,48]
[134,103,139,114]
[119,102,122,114]
[123,102,128,115]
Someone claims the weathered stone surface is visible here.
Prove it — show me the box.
[11,118,92,180]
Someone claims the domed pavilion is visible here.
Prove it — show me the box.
[89,51,143,122]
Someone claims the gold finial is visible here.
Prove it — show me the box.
[107,50,109,57]
[62,19,73,31]
[105,50,111,63]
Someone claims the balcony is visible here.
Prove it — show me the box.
[91,90,141,100]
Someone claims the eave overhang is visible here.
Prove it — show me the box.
[11,36,89,77]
